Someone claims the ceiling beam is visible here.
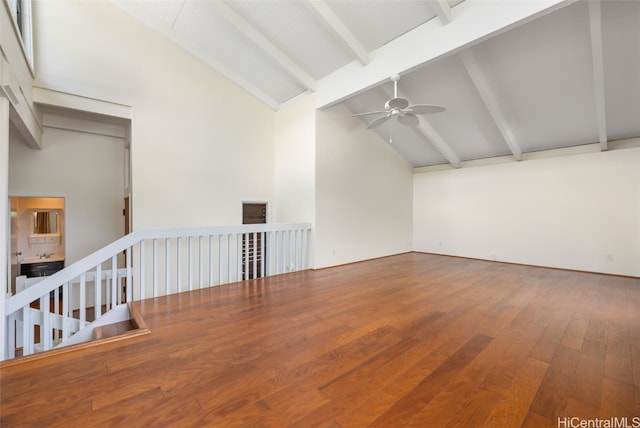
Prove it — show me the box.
[316,0,578,109]
[588,0,608,151]
[380,85,461,168]
[211,1,316,91]
[430,0,452,25]
[113,0,281,110]
[459,49,523,161]
[415,119,461,168]
[305,0,369,65]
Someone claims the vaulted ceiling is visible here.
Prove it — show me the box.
[114,0,640,168]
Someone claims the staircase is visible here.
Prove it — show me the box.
[93,320,135,340]
[4,223,311,360]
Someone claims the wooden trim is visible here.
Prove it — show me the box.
[0,304,150,369]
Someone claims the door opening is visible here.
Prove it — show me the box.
[9,197,66,295]
[242,203,266,280]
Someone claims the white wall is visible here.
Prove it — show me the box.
[33,0,275,229]
[274,94,316,225]
[413,147,640,276]
[314,104,413,268]
[9,127,125,264]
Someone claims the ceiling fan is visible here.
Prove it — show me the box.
[352,74,445,142]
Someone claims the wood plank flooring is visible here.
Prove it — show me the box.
[1,253,639,427]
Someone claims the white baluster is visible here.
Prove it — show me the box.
[271,230,276,275]
[62,282,69,340]
[252,232,257,279]
[302,229,309,270]
[54,286,59,313]
[126,245,132,302]
[209,235,215,287]
[188,236,194,291]
[281,230,286,274]
[260,231,265,278]
[140,240,146,300]
[111,255,118,306]
[273,231,279,275]
[237,234,242,282]
[291,230,295,271]
[265,231,271,276]
[153,239,159,297]
[7,312,16,359]
[227,234,232,284]
[199,236,204,289]
[282,231,287,274]
[42,302,52,351]
[295,230,300,270]
[22,306,31,356]
[79,274,86,324]
[177,237,182,293]
[54,285,60,337]
[95,265,102,319]
[165,238,171,296]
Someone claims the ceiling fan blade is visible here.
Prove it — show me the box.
[397,113,419,127]
[405,104,446,114]
[385,97,410,110]
[352,110,388,117]
[367,114,391,129]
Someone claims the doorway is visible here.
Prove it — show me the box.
[9,197,66,295]
[242,203,266,280]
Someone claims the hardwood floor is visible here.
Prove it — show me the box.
[1,253,639,427]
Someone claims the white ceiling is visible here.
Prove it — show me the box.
[114,0,640,168]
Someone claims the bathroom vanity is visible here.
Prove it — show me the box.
[20,256,65,278]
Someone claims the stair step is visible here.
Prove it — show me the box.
[93,320,136,340]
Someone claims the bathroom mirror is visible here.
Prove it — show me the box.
[33,211,59,235]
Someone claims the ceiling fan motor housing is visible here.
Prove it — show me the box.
[385,97,410,110]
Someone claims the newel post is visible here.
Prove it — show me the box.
[1,97,10,360]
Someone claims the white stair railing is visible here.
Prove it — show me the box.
[4,223,311,360]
